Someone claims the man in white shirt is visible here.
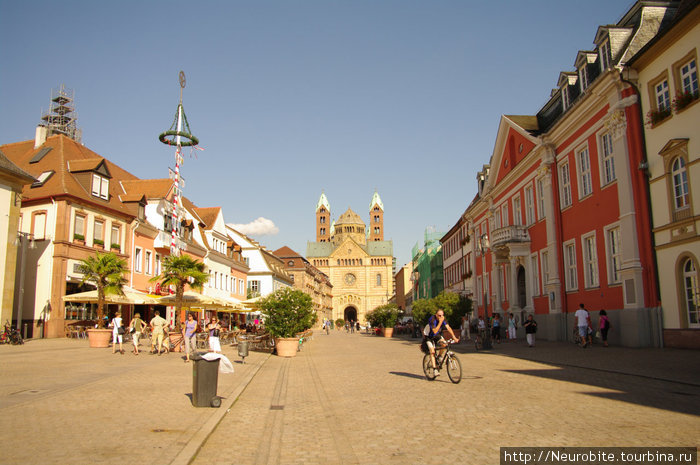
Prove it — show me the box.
[574,304,591,348]
[150,310,168,355]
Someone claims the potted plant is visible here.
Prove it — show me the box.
[646,107,672,126]
[93,238,104,248]
[259,287,316,357]
[78,252,128,347]
[673,89,699,112]
[110,243,121,252]
[335,318,345,330]
[73,233,85,245]
[366,304,399,337]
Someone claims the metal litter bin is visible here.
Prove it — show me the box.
[237,337,249,363]
[191,353,221,408]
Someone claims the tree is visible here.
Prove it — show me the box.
[411,292,472,328]
[366,303,400,328]
[259,287,316,338]
[151,254,208,327]
[411,298,436,327]
[79,252,129,328]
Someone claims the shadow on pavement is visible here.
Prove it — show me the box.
[501,368,700,416]
[389,371,425,380]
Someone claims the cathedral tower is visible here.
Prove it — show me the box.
[316,192,331,242]
[368,190,384,241]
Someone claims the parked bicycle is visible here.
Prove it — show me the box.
[1,321,24,345]
[422,339,462,384]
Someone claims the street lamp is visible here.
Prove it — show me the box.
[15,232,36,336]
[478,233,492,350]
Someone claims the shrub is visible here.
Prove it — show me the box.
[366,304,399,328]
[260,287,317,338]
[335,318,345,328]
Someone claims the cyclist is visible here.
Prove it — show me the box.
[425,309,459,377]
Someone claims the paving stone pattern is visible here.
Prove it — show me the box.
[193,332,700,465]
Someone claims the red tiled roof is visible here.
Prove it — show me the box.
[120,178,174,200]
[273,246,301,258]
[0,135,139,216]
[194,207,221,230]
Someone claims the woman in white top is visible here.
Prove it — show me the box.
[111,311,124,354]
[208,316,222,353]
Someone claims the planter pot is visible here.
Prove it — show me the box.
[87,328,112,348]
[169,333,183,352]
[382,328,394,338]
[275,337,299,357]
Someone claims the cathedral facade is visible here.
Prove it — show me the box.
[306,192,394,325]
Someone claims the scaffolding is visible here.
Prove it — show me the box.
[40,84,81,142]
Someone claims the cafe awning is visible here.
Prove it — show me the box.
[63,287,161,305]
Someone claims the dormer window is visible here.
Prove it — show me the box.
[579,66,589,92]
[562,87,570,111]
[599,40,611,71]
[92,174,109,200]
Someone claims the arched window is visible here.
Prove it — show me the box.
[683,258,699,327]
[376,273,382,286]
[672,157,689,210]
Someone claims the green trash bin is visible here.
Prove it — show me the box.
[191,353,221,408]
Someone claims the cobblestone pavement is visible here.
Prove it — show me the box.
[0,338,268,465]
[193,331,700,465]
[1,333,699,465]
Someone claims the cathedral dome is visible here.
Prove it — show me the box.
[335,208,365,227]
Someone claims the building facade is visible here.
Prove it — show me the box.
[627,1,700,348]
[412,228,445,301]
[306,192,394,325]
[448,0,677,347]
[394,262,413,313]
[273,246,333,325]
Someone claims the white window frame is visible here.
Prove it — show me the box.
[145,250,152,275]
[563,240,578,291]
[94,219,104,246]
[530,253,540,296]
[604,224,622,284]
[494,209,501,230]
[600,40,611,71]
[155,254,161,276]
[579,66,589,92]
[655,79,671,111]
[680,58,698,95]
[577,145,593,198]
[502,204,509,227]
[512,195,522,226]
[599,131,616,186]
[672,156,690,211]
[499,266,506,301]
[134,247,143,273]
[562,86,570,111]
[91,174,109,200]
[582,232,599,288]
[559,161,572,208]
[536,178,546,221]
[683,259,699,327]
[525,185,535,226]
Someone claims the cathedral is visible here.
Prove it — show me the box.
[306,191,394,325]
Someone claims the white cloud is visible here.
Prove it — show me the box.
[228,217,279,236]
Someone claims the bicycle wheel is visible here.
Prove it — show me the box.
[446,353,462,384]
[422,354,437,381]
[474,337,481,351]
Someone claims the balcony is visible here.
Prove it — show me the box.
[490,225,530,250]
[154,231,185,251]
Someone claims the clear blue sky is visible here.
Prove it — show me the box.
[0,0,632,268]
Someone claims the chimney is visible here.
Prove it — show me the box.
[34,125,48,149]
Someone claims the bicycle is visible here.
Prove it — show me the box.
[474,328,489,351]
[1,321,24,345]
[422,339,462,384]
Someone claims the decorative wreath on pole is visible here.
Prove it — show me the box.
[158,104,199,147]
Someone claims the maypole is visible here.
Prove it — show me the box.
[158,71,199,256]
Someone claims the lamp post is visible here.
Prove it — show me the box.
[478,233,492,350]
[15,232,35,335]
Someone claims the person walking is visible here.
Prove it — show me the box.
[150,310,168,355]
[128,312,147,355]
[523,314,537,347]
[599,310,611,347]
[111,311,124,354]
[574,303,591,348]
[491,313,502,343]
[182,313,198,362]
[507,313,518,342]
[207,316,222,353]
[460,315,470,342]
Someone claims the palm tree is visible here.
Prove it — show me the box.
[151,254,208,327]
[79,252,129,328]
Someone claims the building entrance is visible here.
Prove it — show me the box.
[344,306,358,324]
[517,266,527,309]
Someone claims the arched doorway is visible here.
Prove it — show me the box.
[344,306,358,324]
[517,266,527,309]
